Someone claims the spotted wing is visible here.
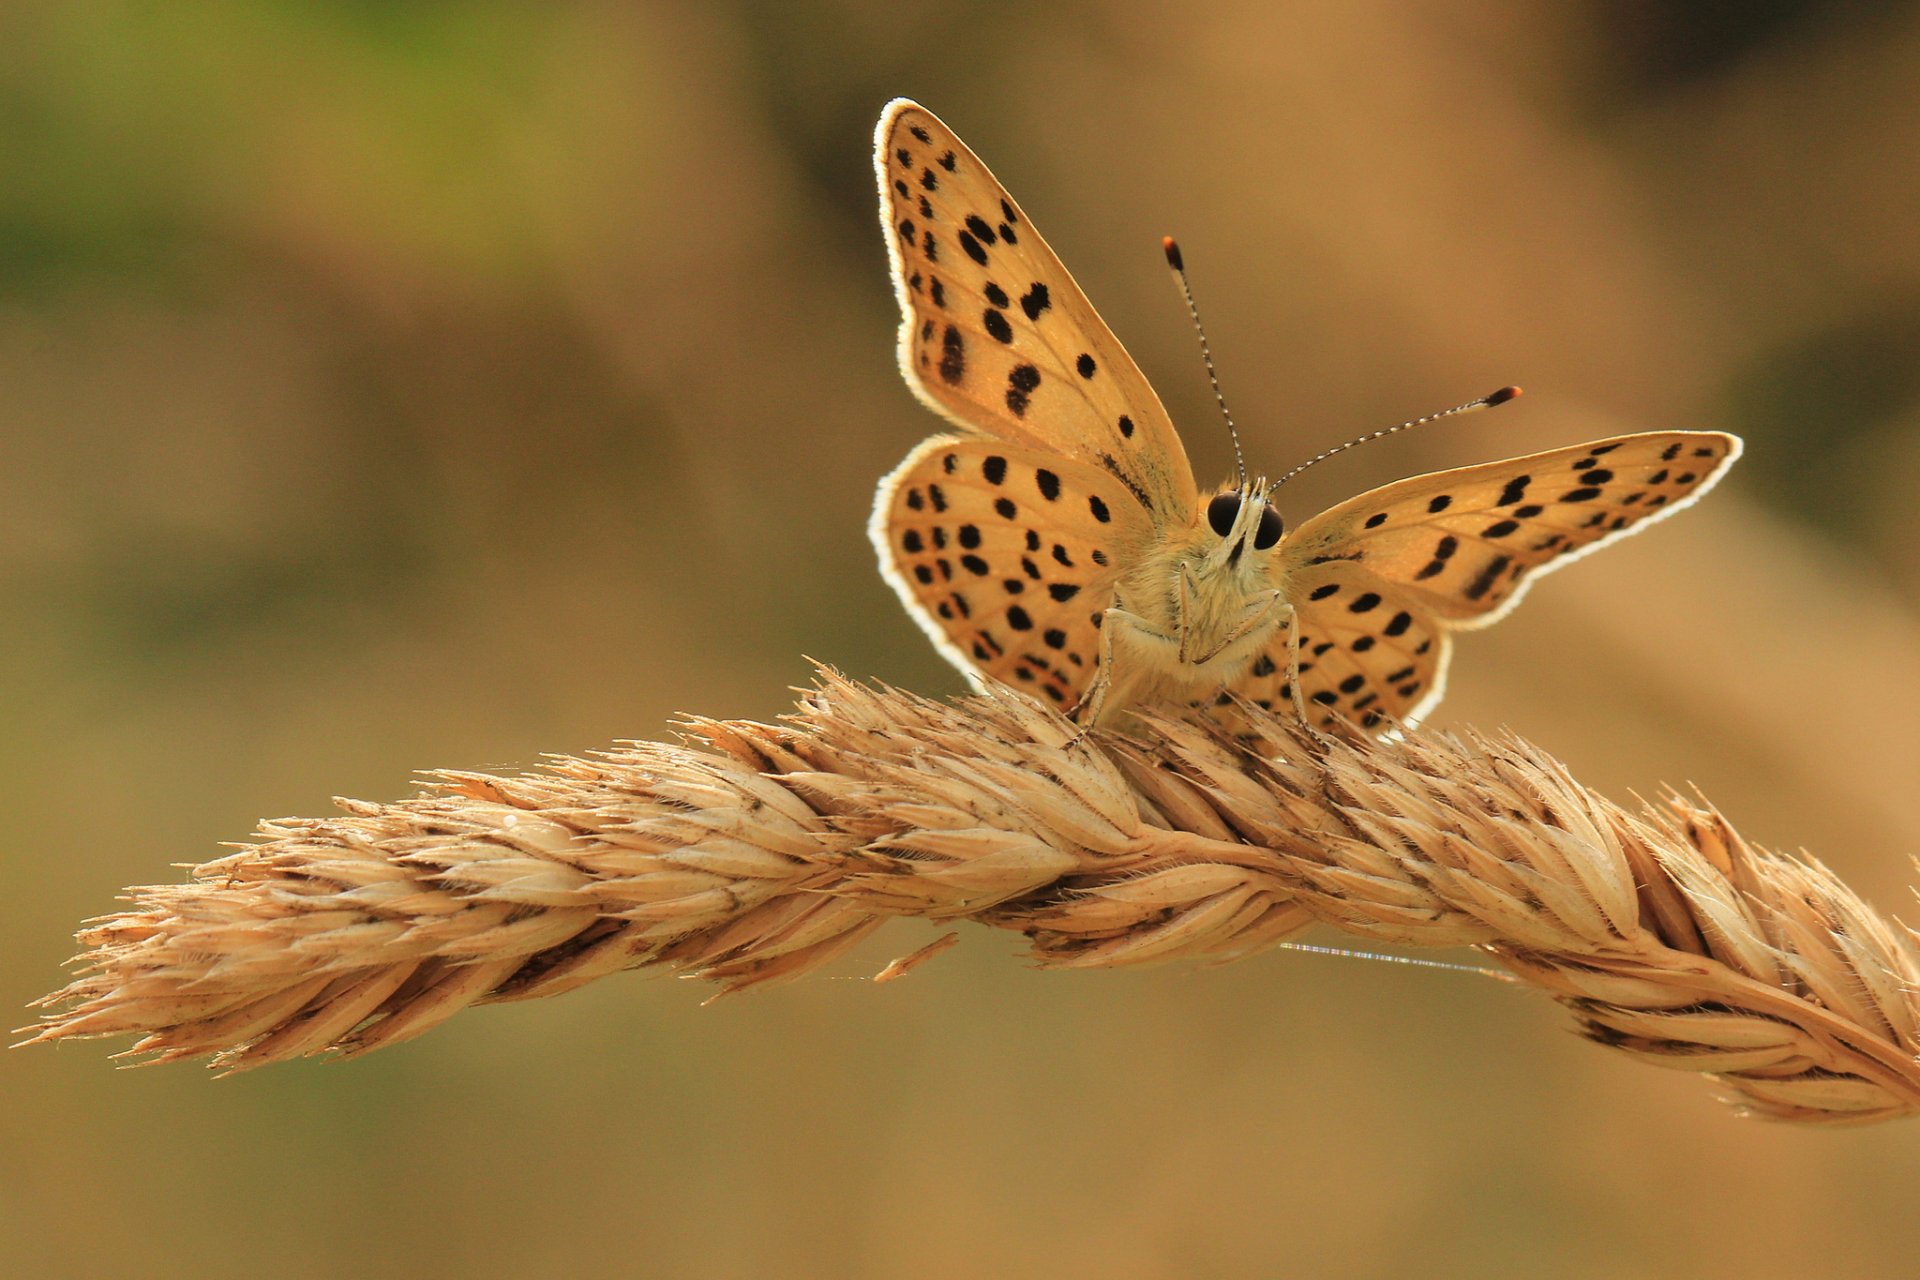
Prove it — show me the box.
[1277,432,1743,627]
[1227,430,1741,731]
[875,99,1197,521]
[871,436,1151,712]
[1228,568,1453,731]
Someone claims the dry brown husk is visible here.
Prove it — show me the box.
[21,670,1920,1125]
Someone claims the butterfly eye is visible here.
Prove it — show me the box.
[1207,492,1241,537]
[1254,506,1284,550]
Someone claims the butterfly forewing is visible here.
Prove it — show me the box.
[1279,431,1742,626]
[876,99,1197,521]
[872,436,1149,711]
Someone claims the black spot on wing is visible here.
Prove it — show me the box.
[1415,534,1459,580]
[1005,363,1041,416]
[1096,454,1154,511]
[938,325,965,385]
[1463,555,1511,601]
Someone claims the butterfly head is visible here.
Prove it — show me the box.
[1203,482,1284,570]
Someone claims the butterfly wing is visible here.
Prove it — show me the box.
[871,436,1155,712]
[1278,431,1742,626]
[1228,431,1742,728]
[1228,569,1453,729]
[875,99,1197,521]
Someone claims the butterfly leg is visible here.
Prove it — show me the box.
[1070,667,1111,730]
[1185,589,1287,667]
[1281,604,1310,723]
[1174,565,1198,665]
[1073,605,1175,728]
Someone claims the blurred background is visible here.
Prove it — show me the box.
[5,3,1920,1276]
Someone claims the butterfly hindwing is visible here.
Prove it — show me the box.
[875,99,1198,522]
[1227,566,1452,729]
[1278,431,1742,627]
[871,436,1152,712]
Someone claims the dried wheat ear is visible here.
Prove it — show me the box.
[21,669,1920,1125]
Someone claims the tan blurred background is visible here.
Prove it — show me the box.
[5,3,1920,1276]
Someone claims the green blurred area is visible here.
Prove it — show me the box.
[5,4,1920,1278]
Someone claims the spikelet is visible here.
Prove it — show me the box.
[21,671,1920,1124]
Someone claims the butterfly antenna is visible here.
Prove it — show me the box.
[1163,237,1245,489]
[1266,385,1523,496]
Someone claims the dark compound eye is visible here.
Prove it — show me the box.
[1254,505,1284,550]
[1207,492,1241,536]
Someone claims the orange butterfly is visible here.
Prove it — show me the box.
[870,99,1740,729]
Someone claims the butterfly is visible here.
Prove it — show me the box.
[868,98,1742,730]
